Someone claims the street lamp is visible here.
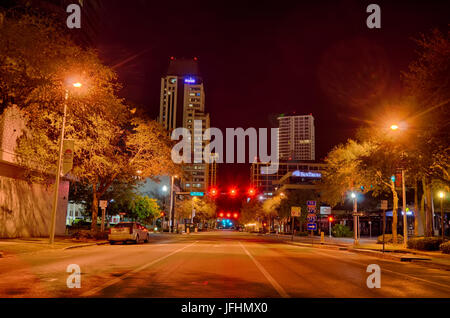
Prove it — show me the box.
[351,192,358,245]
[49,80,83,244]
[390,122,408,247]
[169,175,178,233]
[439,191,445,242]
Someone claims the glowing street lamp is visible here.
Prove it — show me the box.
[49,80,83,244]
[390,124,399,131]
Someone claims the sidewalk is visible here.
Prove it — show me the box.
[260,233,450,271]
[0,237,108,258]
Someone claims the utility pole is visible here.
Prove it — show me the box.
[402,169,408,247]
[352,193,359,246]
[169,176,174,233]
[49,90,68,245]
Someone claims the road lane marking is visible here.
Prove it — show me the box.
[239,241,290,298]
[81,241,198,297]
[291,244,450,290]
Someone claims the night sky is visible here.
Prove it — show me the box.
[93,0,449,190]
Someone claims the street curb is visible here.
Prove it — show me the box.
[346,248,450,271]
[267,234,450,271]
[63,241,109,250]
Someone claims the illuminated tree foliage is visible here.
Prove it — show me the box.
[1,12,179,231]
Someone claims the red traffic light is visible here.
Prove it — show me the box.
[226,212,231,218]
[233,213,239,219]
[229,188,237,197]
[160,212,165,217]
[328,216,334,222]
[210,187,218,197]
[247,188,256,196]
[219,212,224,218]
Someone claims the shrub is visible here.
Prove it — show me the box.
[440,242,450,254]
[376,234,403,244]
[407,237,443,251]
[331,224,353,237]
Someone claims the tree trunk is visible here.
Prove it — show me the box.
[424,179,434,237]
[91,183,99,232]
[413,178,420,236]
[391,181,398,244]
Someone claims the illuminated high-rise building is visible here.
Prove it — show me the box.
[158,57,210,192]
[278,114,315,161]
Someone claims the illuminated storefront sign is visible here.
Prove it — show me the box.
[292,170,322,178]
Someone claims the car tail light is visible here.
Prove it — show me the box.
[108,228,111,234]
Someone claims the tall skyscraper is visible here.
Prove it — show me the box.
[277,114,315,161]
[158,57,210,192]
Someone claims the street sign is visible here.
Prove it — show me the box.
[320,206,331,215]
[381,200,388,210]
[190,192,204,196]
[353,212,364,217]
[290,206,301,217]
[307,201,316,207]
[99,200,108,208]
[307,215,317,222]
[307,223,317,231]
[307,206,316,214]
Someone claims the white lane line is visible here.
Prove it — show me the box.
[81,241,197,297]
[296,245,450,290]
[239,241,290,298]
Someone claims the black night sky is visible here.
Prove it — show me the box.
[92,0,449,189]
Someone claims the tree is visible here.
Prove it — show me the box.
[1,12,180,232]
[321,139,375,207]
[240,199,263,225]
[128,195,161,223]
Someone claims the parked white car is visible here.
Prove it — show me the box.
[108,222,150,244]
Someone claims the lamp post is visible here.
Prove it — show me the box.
[351,192,359,245]
[390,123,408,247]
[169,175,177,233]
[439,191,445,242]
[49,82,82,244]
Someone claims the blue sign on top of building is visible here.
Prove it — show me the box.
[184,77,196,84]
[292,171,322,178]
[190,192,204,196]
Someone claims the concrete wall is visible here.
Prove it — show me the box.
[0,160,69,238]
[0,105,68,238]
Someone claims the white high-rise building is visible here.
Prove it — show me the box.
[277,114,315,161]
[158,58,210,192]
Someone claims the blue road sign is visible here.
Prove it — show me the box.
[307,215,317,222]
[307,201,316,206]
[307,223,317,231]
[190,192,204,196]
[307,207,316,214]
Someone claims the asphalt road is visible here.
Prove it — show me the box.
[0,231,449,298]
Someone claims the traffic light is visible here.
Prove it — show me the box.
[219,212,224,218]
[209,187,218,197]
[226,212,231,218]
[263,222,267,227]
[233,212,239,219]
[247,187,256,197]
[160,212,165,217]
[229,188,237,197]
[328,216,334,222]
